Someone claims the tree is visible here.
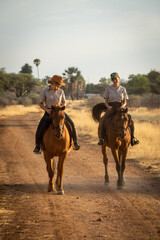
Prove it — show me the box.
[62,67,81,100]
[99,77,111,86]
[33,58,41,79]
[76,75,86,99]
[147,70,160,94]
[126,74,150,94]
[8,73,38,97]
[20,63,32,74]
[42,75,51,85]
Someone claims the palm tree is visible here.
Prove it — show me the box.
[62,67,81,100]
[33,59,41,79]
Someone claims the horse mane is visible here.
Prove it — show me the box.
[92,103,107,122]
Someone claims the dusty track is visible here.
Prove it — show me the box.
[0,113,160,240]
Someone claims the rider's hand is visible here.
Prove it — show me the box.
[108,105,112,111]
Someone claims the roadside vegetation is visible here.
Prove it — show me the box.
[0,64,160,108]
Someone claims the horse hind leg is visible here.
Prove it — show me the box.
[102,146,109,185]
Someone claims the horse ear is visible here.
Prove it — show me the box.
[61,106,65,111]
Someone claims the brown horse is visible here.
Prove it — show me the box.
[42,105,72,194]
[92,103,131,189]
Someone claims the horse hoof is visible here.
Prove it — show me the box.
[122,181,125,186]
[48,187,53,192]
[58,190,64,195]
[117,185,123,190]
[104,181,109,186]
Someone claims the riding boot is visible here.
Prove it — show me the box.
[33,113,50,154]
[130,125,139,146]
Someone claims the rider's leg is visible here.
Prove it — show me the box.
[65,113,80,150]
[98,110,113,145]
[33,112,50,154]
[128,115,139,146]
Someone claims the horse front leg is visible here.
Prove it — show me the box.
[111,147,122,188]
[56,152,68,195]
[120,148,128,186]
[102,145,109,184]
[44,153,56,192]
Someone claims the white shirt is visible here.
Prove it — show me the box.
[39,87,66,108]
[103,85,129,102]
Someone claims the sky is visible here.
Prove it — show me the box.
[0,0,160,84]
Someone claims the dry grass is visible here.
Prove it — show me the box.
[129,107,160,123]
[0,105,42,119]
[0,101,160,175]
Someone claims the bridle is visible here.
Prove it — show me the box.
[114,111,129,138]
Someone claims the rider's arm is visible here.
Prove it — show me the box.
[104,98,112,110]
[39,102,51,114]
[60,90,66,107]
[121,99,127,108]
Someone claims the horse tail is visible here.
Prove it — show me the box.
[92,103,107,122]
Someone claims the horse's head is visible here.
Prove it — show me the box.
[114,107,129,140]
[50,105,65,139]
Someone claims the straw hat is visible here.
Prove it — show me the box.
[48,75,65,86]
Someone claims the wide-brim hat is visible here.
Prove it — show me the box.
[48,75,65,86]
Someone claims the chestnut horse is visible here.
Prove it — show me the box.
[92,103,131,189]
[42,105,71,194]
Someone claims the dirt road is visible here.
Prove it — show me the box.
[0,113,160,240]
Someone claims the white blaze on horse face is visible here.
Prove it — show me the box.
[122,115,124,119]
